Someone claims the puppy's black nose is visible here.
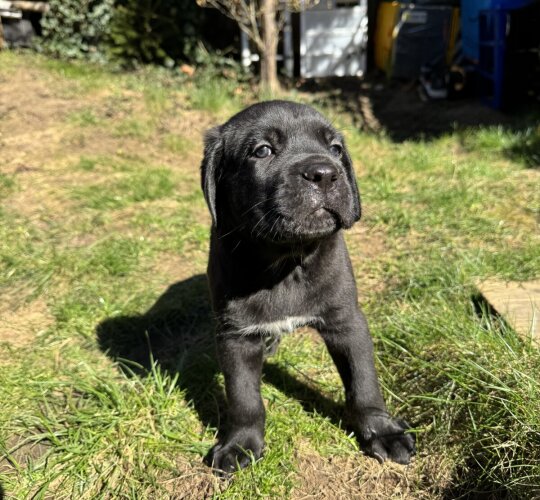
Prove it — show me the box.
[302,164,339,190]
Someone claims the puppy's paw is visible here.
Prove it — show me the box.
[204,429,264,476]
[354,408,416,465]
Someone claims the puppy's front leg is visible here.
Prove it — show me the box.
[205,334,266,474]
[319,309,416,465]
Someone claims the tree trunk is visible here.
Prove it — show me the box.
[0,18,4,51]
[260,0,280,95]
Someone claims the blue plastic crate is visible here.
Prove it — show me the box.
[478,9,508,108]
[461,0,535,62]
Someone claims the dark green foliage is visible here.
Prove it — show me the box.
[108,0,202,66]
[39,0,202,66]
[39,0,114,63]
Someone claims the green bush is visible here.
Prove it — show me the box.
[39,0,114,63]
[39,0,202,66]
[109,0,202,67]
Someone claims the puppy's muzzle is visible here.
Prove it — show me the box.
[301,162,340,192]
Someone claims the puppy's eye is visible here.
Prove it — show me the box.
[253,145,273,159]
[329,144,342,157]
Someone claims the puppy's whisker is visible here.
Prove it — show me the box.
[256,209,279,240]
[266,214,281,242]
[242,193,290,217]
[221,194,291,242]
[251,208,276,237]
[218,223,245,239]
[265,211,280,241]
[230,239,242,253]
[241,197,274,216]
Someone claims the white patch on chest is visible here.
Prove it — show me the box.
[238,316,321,336]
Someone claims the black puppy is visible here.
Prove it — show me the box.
[201,101,415,473]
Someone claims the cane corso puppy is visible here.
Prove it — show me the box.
[201,101,415,473]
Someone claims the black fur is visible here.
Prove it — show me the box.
[201,101,415,474]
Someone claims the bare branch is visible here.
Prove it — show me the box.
[197,0,320,47]
[197,0,264,49]
[196,0,321,91]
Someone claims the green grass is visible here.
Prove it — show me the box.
[75,167,176,209]
[0,52,539,499]
[68,108,101,127]
[188,75,243,115]
[460,125,540,168]
[114,118,156,139]
[0,173,15,200]
[162,134,193,154]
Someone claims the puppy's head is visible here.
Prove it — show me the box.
[201,101,361,243]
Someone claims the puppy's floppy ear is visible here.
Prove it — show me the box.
[342,146,362,223]
[201,125,223,226]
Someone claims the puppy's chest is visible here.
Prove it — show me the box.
[237,315,319,336]
[224,270,322,336]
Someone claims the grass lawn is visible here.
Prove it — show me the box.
[0,51,539,499]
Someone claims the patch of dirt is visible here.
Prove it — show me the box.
[346,224,387,259]
[4,162,104,231]
[1,125,71,171]
[345,224,389,299]
[0,298,53,348]
[151,252,207,288]
[161,107,215,140]
[161,459,224,499]
[292,447,424,500]
[0,60,221,266]
[291,436,460,499]
[0,434,50,476]
[0,65,90,170]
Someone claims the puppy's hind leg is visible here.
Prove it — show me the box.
[204,334,266,475]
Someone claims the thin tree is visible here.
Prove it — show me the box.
[197,0,315,94]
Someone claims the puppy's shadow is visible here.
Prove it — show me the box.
[97,274,346,437]
[97,274,225,430]
[263,363,343,425]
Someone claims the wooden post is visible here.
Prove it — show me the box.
[0,16,4,51]
[260,0,280,94]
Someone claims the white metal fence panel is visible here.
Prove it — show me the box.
[300,1,368,78]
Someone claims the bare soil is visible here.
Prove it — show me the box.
[0,298,53,348]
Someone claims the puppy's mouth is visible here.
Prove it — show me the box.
[301,206,344,236]
[313,206,343,226]
[257,206,343,243]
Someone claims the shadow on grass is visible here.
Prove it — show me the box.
[96,274,225,431]
[96,274,347,440]
[262,363,343,424]
[441,472,512,500]
[471,292,501,322]
[505,131,540,169]
[298,75,539,155]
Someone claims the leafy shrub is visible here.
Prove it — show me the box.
[39,0,203,67]
[108,0,202,67]
[39,0,114,63]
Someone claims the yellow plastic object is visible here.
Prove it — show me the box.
[447,7,460,65]
[374,1,400,73]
